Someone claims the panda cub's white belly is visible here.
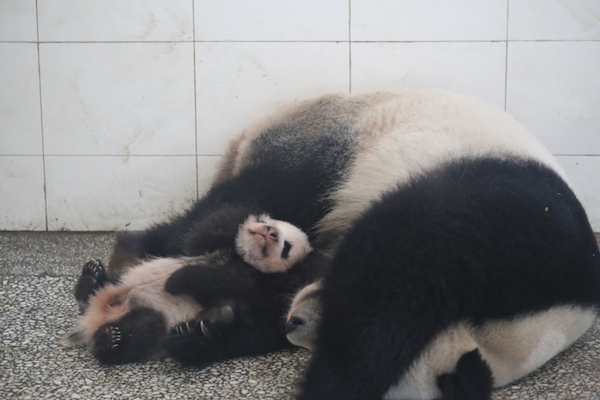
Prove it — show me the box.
[385,305,598,400]
[119,257,203,327]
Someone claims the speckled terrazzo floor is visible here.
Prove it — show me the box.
[1,232,600,399]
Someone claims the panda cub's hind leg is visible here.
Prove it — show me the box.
[74,259,108,313]
[93,307,167,364]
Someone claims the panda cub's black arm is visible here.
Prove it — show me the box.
[164,252,258,308]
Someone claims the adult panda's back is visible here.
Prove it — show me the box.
[315,89,568,246]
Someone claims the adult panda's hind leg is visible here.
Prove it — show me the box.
[437,349,493,400]
[74,259,107,313]
[93,307,167,364]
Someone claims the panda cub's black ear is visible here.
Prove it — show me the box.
[235,214,312,273]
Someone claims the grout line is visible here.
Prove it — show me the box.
[3,39,599,45]
[504,0,510,111]
[349,0,352,94]
[34,0,49,232]
[192,0,199,200]
[38,154,221,157]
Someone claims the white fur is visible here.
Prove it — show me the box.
[236,214,313,273]
[286,281,322,351]
[386,306,597,400]
[315,89,567,243]
[70,257,202,346]
[287,284,598,400]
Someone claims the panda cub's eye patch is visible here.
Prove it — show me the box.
[281,241,292,259]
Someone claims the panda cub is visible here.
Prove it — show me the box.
[68,214,313,364]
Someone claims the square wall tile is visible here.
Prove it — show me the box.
[38,0,193,41]
[40,43,195,156]
[0,44,43,155]
[506,42,600,155]
[352,0,507,41]
[45,156,197,231]
[352,42,506,109]
[509,0,600,40]
[557,156,600,232]
[0,157,46,231]
[195,0,348,41]
[195,42,350,155]
[0,0,38,41]
[197,156,222,197]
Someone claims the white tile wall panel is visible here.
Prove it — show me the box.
[195,42,350,155]
[506,41,600,155]
[45,156,197,231]
[37,0,193,42]
[195,0,348,41]
[0,156,46,231]
[40,43,196,156]
[0,44,43,155]
[351,42,506,109]
[509,0,600,40]
[558,156,600,232]
[352,0,507,41]
[0,0,38,42]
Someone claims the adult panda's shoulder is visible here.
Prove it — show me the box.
[314,89,568,248]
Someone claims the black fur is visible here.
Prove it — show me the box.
[93,307,167,364]
[297,157,600,400]
[437,349,493,400]
[74,259,108,312]
[163,250,331,367]
[106,110,360,279]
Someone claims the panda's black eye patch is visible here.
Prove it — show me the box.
[281,241,292,259]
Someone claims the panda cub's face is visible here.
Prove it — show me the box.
[235,214,313,273]
[285,281,322,351]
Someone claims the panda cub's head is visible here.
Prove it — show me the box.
[285,281,322,351]
[236,214,313,273]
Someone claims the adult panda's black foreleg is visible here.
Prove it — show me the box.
[437,349,493,400]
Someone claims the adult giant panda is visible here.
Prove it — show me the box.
[82,89,581,376]
[287,157,600,400]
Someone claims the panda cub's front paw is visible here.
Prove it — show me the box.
[171,319,211,337]
[82,258,107,283]
[75,258,108,313]
[171,304,236,338]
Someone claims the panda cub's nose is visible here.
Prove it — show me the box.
[286,316,304,334]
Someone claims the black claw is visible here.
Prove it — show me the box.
[107,326,122,348]
[82,259,106,281]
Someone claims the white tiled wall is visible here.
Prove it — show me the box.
[1,0,599,231]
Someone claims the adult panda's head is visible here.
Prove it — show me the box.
[236,214,313,273]
[285,281,323,351]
